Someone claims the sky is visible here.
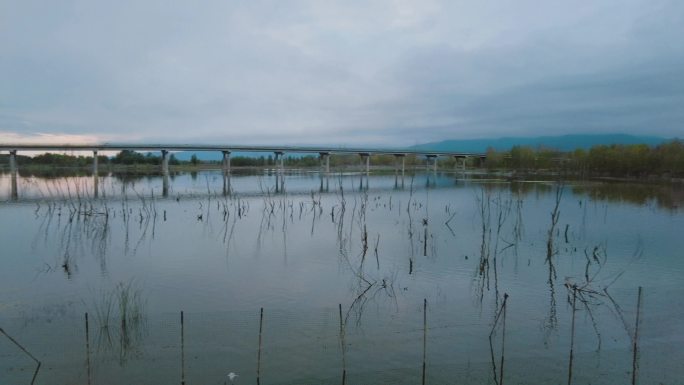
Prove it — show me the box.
[1,0,683,146]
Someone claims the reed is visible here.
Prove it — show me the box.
[85,312,92,385]
[422,298,427,385]
[489,293,509,385]
[632,286,642,385]
[339,304,347,385]
[568,286,577,385]
[181,311,185,385]
[257,307,264,385]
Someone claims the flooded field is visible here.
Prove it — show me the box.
[1,169,683,384]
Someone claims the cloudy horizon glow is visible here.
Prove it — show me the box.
[1,0,682,146]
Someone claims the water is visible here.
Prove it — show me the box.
[1,169,683,384]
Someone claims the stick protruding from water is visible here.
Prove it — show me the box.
[568,286,577,385]
[0,327,42,385]
[632,286,643,385]
[422,298,427,385]
[85,312,92,385]
[257,307,264,385]
[181,311,185,385]
[339,303,347,385]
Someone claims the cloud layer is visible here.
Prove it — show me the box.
[1,0,682,145]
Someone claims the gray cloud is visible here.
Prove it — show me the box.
[1,0,682,145]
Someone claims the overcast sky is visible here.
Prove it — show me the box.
[1,0,682,146]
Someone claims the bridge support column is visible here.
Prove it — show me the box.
[161,150,170,175]
[161,150,170,197]
[222,151,231,173]
[222,151,231,196]
[392,154,402,174]
[319,152,330,193]
[274,151,285,193]
[274,151,285,171]
[393,154,406,189]
[402,156,406,176]
[93,150,99,198]
[319,152,330,174]
[426,155,438,172]
[9,150,18,200]
[9,150,17,174]
[359,153,370,190]
[358,153,370,174]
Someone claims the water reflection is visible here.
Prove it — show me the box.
[2,171,682,211]
[571,181,684,211]
[1,170,683,384]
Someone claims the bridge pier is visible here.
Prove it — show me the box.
[161,150,170,197]
[426,155,438,172]
[318,152,330,192]
[359,153,370,190]
[393,154,406,189]
[222,151,231,173]
[93,150,99,198]
[161,150,170,175]
[221,151,232,196]
[274,151,285,193]
[9,150,18,200]
[454,155,468,173]
[359,153,370,173]
[319,152,330,174]
[9,150,17,174]
[393,154,406,175]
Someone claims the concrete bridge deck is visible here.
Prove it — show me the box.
[0,143,485,158]
[1,143,486,200]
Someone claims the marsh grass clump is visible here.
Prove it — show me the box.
[92,281,147,365]
[475,188,514,305]
[562,243,640,353]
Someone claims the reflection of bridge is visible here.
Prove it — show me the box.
[1,144,486,200]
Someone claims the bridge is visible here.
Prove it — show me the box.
[1,143,487,199]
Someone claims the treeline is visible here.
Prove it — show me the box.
[3,141,682,177]
[485,139,684,177]
[24,153,109,167]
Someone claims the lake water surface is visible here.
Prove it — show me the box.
[1,170,683,384]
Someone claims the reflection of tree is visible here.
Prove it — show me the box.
[571,182,684,211]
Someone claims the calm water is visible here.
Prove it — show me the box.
[1,170,683,384]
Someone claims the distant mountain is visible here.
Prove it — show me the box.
[411,134,672,153]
